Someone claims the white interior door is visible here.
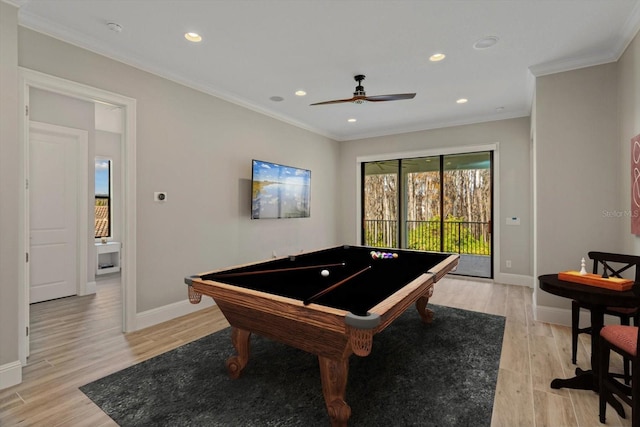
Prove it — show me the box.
[29,122,87,303]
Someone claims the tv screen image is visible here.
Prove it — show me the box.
[251,160,311,219]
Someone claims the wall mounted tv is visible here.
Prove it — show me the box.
[251,159,311,219]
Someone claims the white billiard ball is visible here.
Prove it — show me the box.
[321,269,329,277]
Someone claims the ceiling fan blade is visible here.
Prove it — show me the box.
[364,93,416,102]
[309,97,358,106]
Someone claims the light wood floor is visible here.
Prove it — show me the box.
[0,275,632,426]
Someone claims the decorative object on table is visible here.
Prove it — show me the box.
[580,257,587,275]
[558,271,633,291]
[80,305,505,427]
[602,261,610,278]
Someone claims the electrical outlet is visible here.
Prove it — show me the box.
[506,260,512,268]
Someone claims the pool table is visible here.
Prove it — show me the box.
[185,245,459,426]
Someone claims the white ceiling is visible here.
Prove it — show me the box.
[11,0,640,141]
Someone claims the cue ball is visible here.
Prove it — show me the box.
[321,269,329,277]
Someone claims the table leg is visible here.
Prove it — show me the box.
[415,285,435,323]
[549,308,626,418]
[550,367,595,390]
[226,327,251,379]
[318,356,351,427]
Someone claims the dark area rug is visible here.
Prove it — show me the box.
[80,305,505,426]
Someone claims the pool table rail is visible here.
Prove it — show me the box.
[188,278,363,358]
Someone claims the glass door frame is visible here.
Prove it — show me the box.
[359,146,495,279]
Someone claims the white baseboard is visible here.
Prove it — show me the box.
[86,281,96,295]
[135,297,216,331]
[0,360,22,390]
[534,304,629,328]
[535,304,570,326]
[494,272,534,287]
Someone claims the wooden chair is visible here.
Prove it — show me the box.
[572,252,640,383]
[599,314,640,426]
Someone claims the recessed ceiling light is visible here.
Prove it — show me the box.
[269,96,284,102]
[429,53,446,62]
[456,98,468,104]
[295,90,307,97]
[347,118,357,123]
[107,22,122,33]
[185,32,202,42]
[473,36,499,50]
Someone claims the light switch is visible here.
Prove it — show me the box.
[506,217,520,225]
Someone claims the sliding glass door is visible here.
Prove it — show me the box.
[362,151,493,278]
[362,160,399,248]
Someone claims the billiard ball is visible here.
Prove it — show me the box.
[321,269,329,277]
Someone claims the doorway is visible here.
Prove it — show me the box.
[29,121,88,304]
[361,151,493,278]
[19,68,137,364]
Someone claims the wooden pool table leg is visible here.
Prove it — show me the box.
[226,327,251,379]
[415,285,435,323]
[318,356,351,427]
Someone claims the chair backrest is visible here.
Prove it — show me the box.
[589,252,640,359]
[588,251,640,283]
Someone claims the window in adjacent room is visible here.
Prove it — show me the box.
[95,157,112,239]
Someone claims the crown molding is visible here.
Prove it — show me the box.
[612,0,640,57]
[339,110,530,142]
[530,1,640,77]
[1,0,24,8]
[528,52,618,78]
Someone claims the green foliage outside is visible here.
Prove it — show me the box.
[365,228,397,249]
[365,215,490,255]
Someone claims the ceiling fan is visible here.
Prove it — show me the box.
[310,75,416,106]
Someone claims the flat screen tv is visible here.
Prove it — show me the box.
[251,159,311,219]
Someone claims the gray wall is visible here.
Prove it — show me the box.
[337,117,533,281]
[534,63,620,313]
[0,1,21,382]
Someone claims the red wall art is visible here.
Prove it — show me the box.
[632,133,640,235]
